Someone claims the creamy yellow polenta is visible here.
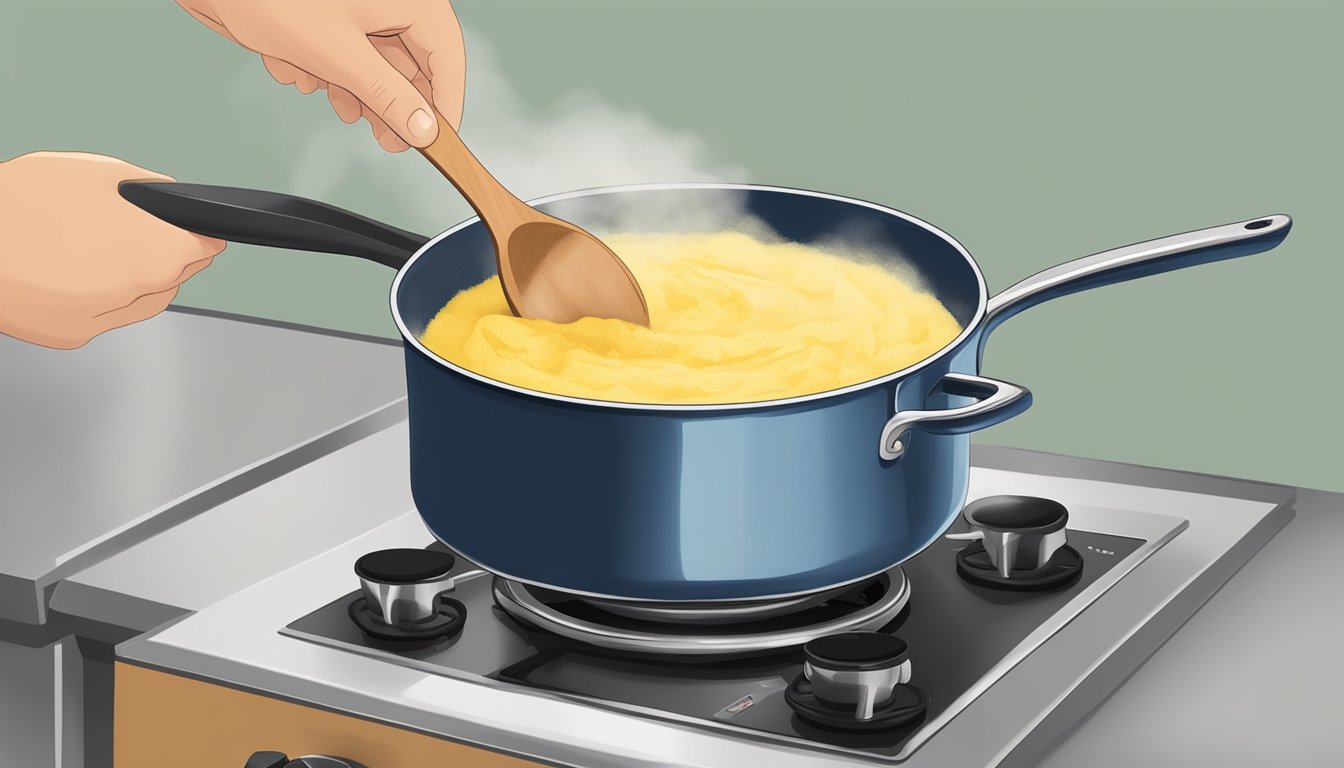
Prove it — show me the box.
[420,231,962,405]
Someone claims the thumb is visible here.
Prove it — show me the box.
[323,40,439,148]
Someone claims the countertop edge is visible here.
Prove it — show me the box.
[970,443,1301,507]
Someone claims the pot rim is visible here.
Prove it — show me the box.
[389,182,988,412]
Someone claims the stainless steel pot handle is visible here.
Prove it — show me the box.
[978,214,1292,364]
[879,373,1031,460]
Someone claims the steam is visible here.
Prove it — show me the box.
[810,216,936,296]
[271,33,942,306]
[287,30,752,235]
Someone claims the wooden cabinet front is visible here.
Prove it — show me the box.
[114,663,546,768]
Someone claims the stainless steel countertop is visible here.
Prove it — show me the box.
[114,442,1340,767]
[48,424,415,636]
[1038,482,1341,767]
[0,308,406,625]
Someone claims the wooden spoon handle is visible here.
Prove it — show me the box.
[418,112,532,232]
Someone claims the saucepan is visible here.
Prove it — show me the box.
[119,181,1291,602]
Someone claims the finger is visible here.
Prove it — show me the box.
[94,286,179,332]
[410,71,434,111]
[192,233,227,258]
[176,255,215,284]
[317,38,437,148]
[262,55,301,85]
[377,131,410,153]
[370,118,411,153]
[264,54,324,95]
[376,38,436,108]
[155,224,225,269]
[371,36,420,80]
[398,3,467,130]
[328,84,362,123]
[362,106,411,153]
[294,70,324,95]
[114,220,221,289]
[128,229,224,295]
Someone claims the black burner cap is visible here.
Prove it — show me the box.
[785,675,928,732]
[804,631,909,672]
[964,495,1068,534]
[355,548,455,584]
[348,596,466,643]
[956,542,1083,591]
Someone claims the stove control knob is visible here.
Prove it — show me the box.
[355,548,456,627]
[244,754,368,768]
[287,757,369,768]
[802,631,912,721]
[946,495,1068,578]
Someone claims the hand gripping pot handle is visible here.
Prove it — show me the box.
[879,373,1031,460]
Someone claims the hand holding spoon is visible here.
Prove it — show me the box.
[417,111,650,327]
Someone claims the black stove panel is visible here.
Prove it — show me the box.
[285,529,1143,759]
[493,529,1141,756]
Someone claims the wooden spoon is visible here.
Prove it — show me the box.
[417,111,651,327]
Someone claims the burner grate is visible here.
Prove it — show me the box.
[492,569,910,657]
[580,582,852,626]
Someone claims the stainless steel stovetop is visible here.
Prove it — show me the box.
[118,447,1296,768]
[284,504,1180,762]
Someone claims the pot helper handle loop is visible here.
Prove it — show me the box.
[879,373,1031,460]
[117,180,430,269]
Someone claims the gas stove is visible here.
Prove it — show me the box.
[245,447,1293,766]
[285,506,1166,761]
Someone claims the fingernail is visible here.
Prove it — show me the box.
[408,109,435,140]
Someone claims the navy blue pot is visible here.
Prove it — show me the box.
[118,180,1291,602]
[390,185,1290,602]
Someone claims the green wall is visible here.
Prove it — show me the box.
[3,0,1340,491]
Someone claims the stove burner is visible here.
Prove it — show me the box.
[782,630,930,730]
[347,595,466,643]
[492,569,909,657]
[956,542,1083,590]
[946,495,1084,591]
[785,676,929,732]
[586,583,851,626]
[348,547,467,644]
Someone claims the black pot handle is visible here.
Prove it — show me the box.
[118,180,431,270]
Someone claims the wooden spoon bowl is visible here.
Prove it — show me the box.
[418,112,650,327]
